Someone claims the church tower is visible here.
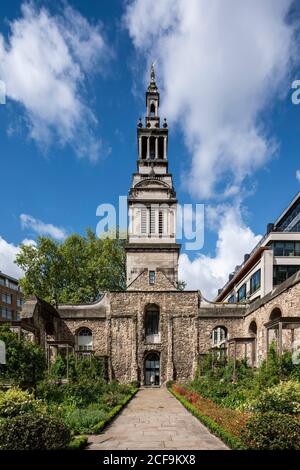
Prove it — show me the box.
[126,65,181,288]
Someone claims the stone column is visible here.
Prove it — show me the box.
[155,137,158,159]
[163,136,167,159]
[147,137,150,159]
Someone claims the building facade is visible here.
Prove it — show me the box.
[16,67,300,385]
[0,272,23,322]
[215,192,300,304]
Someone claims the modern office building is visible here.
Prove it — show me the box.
[0,271,23,321]
[215,192,300,303]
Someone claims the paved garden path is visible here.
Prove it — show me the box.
[88,387,228,450]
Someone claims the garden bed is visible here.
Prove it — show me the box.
[169,383,249,449]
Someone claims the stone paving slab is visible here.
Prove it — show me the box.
[88,387,228,450]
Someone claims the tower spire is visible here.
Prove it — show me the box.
[151,63,155,83]
[148,62,158,92]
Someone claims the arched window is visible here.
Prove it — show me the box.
[212,326,227,347]
[270,307,282,321]
[145,305,160,343]
[77,328,93,351]
[150,103,155,117]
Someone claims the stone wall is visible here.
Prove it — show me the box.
[27,270,300,384]
[62,318,108,355]
[242,273,300,365]
[198,317,243,354]
[127,269,177,291]
[109,290,199,384]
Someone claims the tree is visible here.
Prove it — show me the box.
[177,280,187,291]
[0,325,46,387]
[16,229,126,306]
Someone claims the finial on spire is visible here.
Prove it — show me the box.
[151,63,155,83]
[147,62,158,93]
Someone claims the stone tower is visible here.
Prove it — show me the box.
[126,65,181,287]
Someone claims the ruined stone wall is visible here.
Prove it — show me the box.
[110,316,135,383]
[243,279,300,364]
[172,316,197,382]
[109,291,199,384]
[62,318,108,355]
[198,317,243,355]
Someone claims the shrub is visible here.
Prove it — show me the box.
[68,435,88,450]
[0,387,45,419]
[36,378,106,406]
[49,354,107,382]
[0,413,71,450]
[241,412,300,450]
[50,355,67,379]
[242,380,300,414]
[64,405,107,434]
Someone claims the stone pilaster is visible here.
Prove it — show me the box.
[131,316,138,381]
[166,316,174,381]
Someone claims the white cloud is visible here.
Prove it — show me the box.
[0,236,35,279]
[0,2,109,160]
[296,170,300,182]
[178,206,261,300]
[20,214,67,241]
[125,0,297,198]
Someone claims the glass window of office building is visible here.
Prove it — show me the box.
[250,270,261,294]
[237,284,246,302]
[271,241,300,257]
[276,199,300,232]
[273,265,300,286]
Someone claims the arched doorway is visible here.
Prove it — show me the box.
[144,352,160,386]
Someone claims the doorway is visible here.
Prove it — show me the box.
[144,352,160,386]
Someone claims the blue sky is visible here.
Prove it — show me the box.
[1,0,300,299]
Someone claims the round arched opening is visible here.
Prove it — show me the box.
[249,320,257,337]
[150,102,155,117]
[145,304,160,343]
[248,320,258,366]
[144,352,160,386]
[211,326,227,347]
[270,307,282,321]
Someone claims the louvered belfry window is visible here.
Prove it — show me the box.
[150,207,156,234]
[141,207,147,234]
